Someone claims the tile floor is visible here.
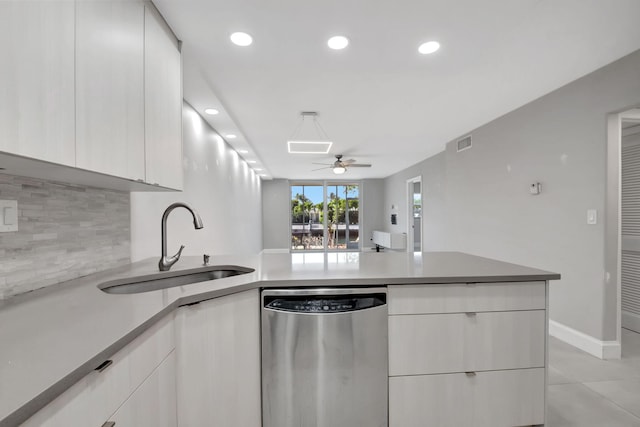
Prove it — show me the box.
[548,328,640,426]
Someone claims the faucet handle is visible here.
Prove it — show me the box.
[203,254,210,265]
[171,245,185,262]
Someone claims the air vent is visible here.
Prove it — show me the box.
[457,135,472,152]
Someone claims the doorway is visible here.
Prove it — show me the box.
[608,108,640,358]
[621,110,640,334]
[407,176,422,252]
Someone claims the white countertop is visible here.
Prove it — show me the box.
[0,251,559,425]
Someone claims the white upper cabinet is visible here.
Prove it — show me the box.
[75,0,146,181]
[0,1,183,192]
[144,4,183,190]
[0,1,75,166]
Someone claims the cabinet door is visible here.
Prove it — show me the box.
[109,351,177,427]
[390,373,472,427]
[389,310,545,375]
[389,368,545,427]
[21,314,174,427]
[0,1,75,166]
[175,290,261,427]
[144,4,183,190]
[75,0,145,181]
[388,281,545,314]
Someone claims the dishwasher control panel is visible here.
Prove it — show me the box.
[264,294,386,313]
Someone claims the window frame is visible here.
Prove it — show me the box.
[289,180,362,253]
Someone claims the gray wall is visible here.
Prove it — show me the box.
[361,179,385,250]
[383,49,640,341]
[261,178,386,252]
[131,103,263,261]
[0,174,129,299]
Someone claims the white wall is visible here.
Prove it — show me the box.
[262,179,291,251]
[383,49,640,342]
[261,179,386,252]
[130,103,263,262]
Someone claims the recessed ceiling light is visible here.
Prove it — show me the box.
[255,168,263,171]
[247,160,257,164]
[327,36,349,50]
[230,32,253,47]
[418,41,440,55]
[226,134,237,139]
[238,149,249,154]
[204,108,219,115]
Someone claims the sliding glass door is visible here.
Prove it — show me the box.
[291,182,360,251]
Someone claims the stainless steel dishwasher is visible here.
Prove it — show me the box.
[261,287,388,427]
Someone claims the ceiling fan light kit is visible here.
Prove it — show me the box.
[333,165,347,174]
[312,154,372,174]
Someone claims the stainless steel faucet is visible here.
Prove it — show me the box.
[159,202,204,271]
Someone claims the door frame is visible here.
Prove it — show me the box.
[607,108,640,355]
[406,176,422,252]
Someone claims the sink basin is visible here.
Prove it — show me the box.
[98,265,255,294]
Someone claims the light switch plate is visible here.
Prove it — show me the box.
[587,209,597,225]
[0,200,18,232]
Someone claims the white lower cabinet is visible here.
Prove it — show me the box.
[21,313,175,427]
[389,368,545,427]
[388,282,548,427]
[109,351,177,427]
[175,289,261,427]
[389,310,546,375]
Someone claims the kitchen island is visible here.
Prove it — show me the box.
[0,251,559,426]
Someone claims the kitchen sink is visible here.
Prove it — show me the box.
[98,265,255,294]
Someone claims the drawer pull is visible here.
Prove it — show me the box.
[95,359,113,373]
[465,371,476,377]
[102,422,116,427]
[465,312,477,316]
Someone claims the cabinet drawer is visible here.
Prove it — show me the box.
[22,313,175,427]
[389,368,545,427]
[389,310,545,375]
[388,281,545,314]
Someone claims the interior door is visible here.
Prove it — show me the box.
[621,119,640,333]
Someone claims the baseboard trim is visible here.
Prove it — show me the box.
[549,320,621,360]
[261,248,290,254]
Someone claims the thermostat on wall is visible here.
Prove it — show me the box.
[530,182,541,195]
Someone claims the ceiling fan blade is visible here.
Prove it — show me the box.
[347,163,372,168]
[311,162,333,166]
[311,166,332,171]
[341,159,357,165]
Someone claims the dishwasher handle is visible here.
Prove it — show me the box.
[264,293,386,314]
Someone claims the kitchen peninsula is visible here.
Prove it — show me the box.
[0,251,559,427]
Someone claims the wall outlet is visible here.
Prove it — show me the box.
[0,200,18,232]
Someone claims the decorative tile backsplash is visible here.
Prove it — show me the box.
[0,174,130,299]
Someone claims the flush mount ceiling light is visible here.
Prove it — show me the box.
[238,149,249,154]
[230,32,253,46]
[247,160,257,164]
[255,168,263,171]
[327,35,349,50]
[226,134,237,139]
[418,41,440,54]
[204,108,219,115]
[287,112,333,154]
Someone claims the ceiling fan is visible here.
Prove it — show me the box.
[312,154,372,174]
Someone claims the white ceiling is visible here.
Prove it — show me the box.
[154,0,640,180]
